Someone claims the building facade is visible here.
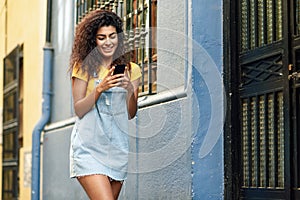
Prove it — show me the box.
[0,1,47,199]
[6,0,300,200]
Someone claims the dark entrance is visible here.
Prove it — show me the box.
[225,0,300,199]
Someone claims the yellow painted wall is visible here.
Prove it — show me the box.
[0,0,46,199]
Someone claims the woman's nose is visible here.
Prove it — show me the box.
[104,37,112,45]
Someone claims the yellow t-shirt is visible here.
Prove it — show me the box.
[72,62,142,96]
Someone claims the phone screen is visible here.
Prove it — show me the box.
[113,64,126,75]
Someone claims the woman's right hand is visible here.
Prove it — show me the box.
[73,67,125,118]
[96,67,125,93]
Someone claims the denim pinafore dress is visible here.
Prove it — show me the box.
[70,78,129,181]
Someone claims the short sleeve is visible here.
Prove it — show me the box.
[72,63,89,82]
[71,63,95,97]
[129,62,142,81]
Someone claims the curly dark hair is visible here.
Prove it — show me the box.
[69,9,130,77]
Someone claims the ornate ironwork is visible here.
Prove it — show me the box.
[241,55,283,86]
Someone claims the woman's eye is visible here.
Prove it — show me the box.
[97,37,105,41]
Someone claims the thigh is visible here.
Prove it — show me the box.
[110,181,123,200]
[78,174,114,200]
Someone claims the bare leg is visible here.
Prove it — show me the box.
[110,181,123,200]
[78,174,114,200]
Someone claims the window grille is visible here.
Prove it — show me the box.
[75,0,157,95]
[240,52,285,189]
[241,92,285,189]
[240,0,283,52]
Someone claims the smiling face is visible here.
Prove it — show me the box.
[96,25,118,62]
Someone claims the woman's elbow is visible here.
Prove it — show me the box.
[74,110,84,119]
[74,104,85,119]
[128,110,137,119]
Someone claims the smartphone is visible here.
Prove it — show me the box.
[113,64,126,75]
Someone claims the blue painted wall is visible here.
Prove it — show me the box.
[191,0,224,199]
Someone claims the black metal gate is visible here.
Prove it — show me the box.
[224,0,300,199]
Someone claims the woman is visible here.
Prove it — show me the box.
[69,10,141,199]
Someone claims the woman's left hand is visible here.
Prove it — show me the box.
[121,67,134,95]
[121,66,140,119]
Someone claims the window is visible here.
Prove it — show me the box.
[75,0,157,95]
[2,45,22,199]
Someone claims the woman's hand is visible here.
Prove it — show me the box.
[96,66,124,93]
[121,66,140,119]
[120,67,134,94]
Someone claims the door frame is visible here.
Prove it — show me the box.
[223,0,240,199]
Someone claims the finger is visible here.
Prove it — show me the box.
[123,74,130,81]
[111,73,125,80]
[106,76,112,83]
[124,66,129,78]
[108,77,123,85]
[106,66,115,77]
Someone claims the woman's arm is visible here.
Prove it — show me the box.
[72,78,102,118]
[125,79,140,119]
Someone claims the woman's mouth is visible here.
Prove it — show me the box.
[102,47,114,53]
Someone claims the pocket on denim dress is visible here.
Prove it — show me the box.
[110,87,128,133]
